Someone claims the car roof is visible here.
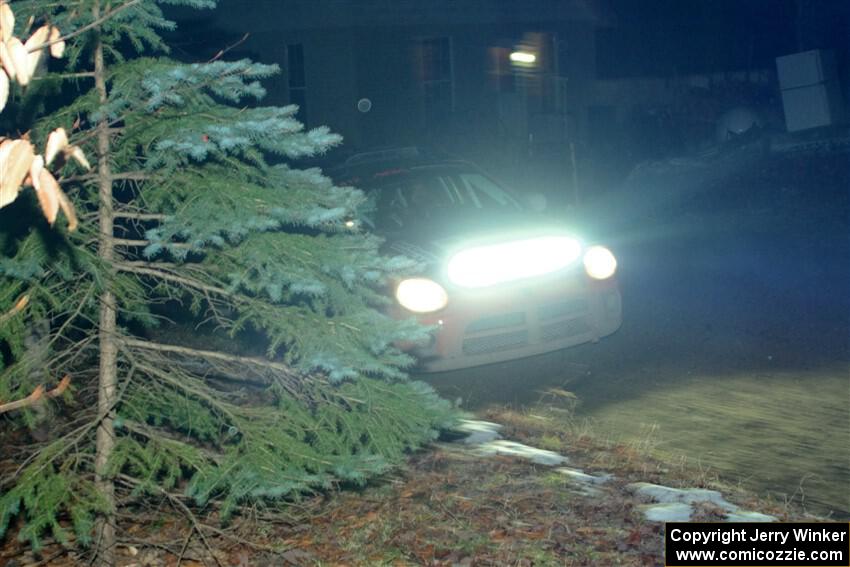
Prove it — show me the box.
[326,148,481,187]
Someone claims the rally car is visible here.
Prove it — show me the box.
[330,148,622,372]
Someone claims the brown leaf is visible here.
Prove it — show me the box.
[0,138,35,208]
[48,26,64,58]
[23,25,49,82]
[5,37,28,85]
[56,187,78,231]
[0,39,14,81]
[67,145,91,170]
[31,156,61,224]
[0,67,7,112]
[0,2,13,44]
[44,127,68,165]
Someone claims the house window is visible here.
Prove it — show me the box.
[287,43,307,123]
[416,37,454,122]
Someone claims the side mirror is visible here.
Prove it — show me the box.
[527,192,548,212]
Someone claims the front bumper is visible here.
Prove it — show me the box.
[411,272,622,372]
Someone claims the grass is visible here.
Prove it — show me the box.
[571,367,850,518]
[1,398,811,566]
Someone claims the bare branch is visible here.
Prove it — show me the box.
[122,338,299,381]
[113,212,166,221]
[115,262,232,298]
[111,238,192,249]
[208,32,250,63]
[0,375,71,415]
[0,294,29,325]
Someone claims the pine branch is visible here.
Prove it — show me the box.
[115,263,231,298]
[110,238,193,250]
[25,0,145,53]
[121,338,301,383]
[113,212,166,221]
[60,171,150,185]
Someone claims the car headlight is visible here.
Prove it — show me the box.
[395,278,448,313]
[447,236,582,288]
[583,245,617,280]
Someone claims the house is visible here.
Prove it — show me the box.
[185,0,605,184]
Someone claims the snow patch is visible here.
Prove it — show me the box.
[455,420,502,444]
[556,467,613,485]
[628,482,776,523]
[476,440,568,466]
[642,503,694,522]
[628,482,737,511]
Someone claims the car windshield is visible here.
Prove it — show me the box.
[358,165,524,230]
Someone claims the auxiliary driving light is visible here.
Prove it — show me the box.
[583,246,617,280]
[395,278,448,313]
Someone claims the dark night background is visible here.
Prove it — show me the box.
[168,0,849,517]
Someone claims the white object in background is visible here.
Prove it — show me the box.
[776,49,838,90]
[781,82,845,132]
[776,50,845,132]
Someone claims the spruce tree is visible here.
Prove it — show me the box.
[0,1,455,563]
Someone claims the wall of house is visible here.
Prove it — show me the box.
[203,0,602,160]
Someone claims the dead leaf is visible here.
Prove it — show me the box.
[56,188,78,231]
[48,26,64,58]
[23,25,49,81]
[67,145,91,170]
[5,37,28,86]
[31,156,61,224]
[0,2,13,44]
[0,67,7,112]
[45,127,68,165]
[0,40,14,81]
[0,138,35,208]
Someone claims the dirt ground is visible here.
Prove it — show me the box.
[1,407,802,566]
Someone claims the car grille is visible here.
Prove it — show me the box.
[540,318,592,342]
[538,298,588,321]
[461,298,591,356]
[466,311,526,333]
[462,329,529,355]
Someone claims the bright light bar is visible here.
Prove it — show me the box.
[509,51,537,64]
[448,236,581,288]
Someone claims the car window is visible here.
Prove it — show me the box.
[363,167,523,230]
[456,173,522,209]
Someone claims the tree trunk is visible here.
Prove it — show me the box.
[92,3,118,563]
